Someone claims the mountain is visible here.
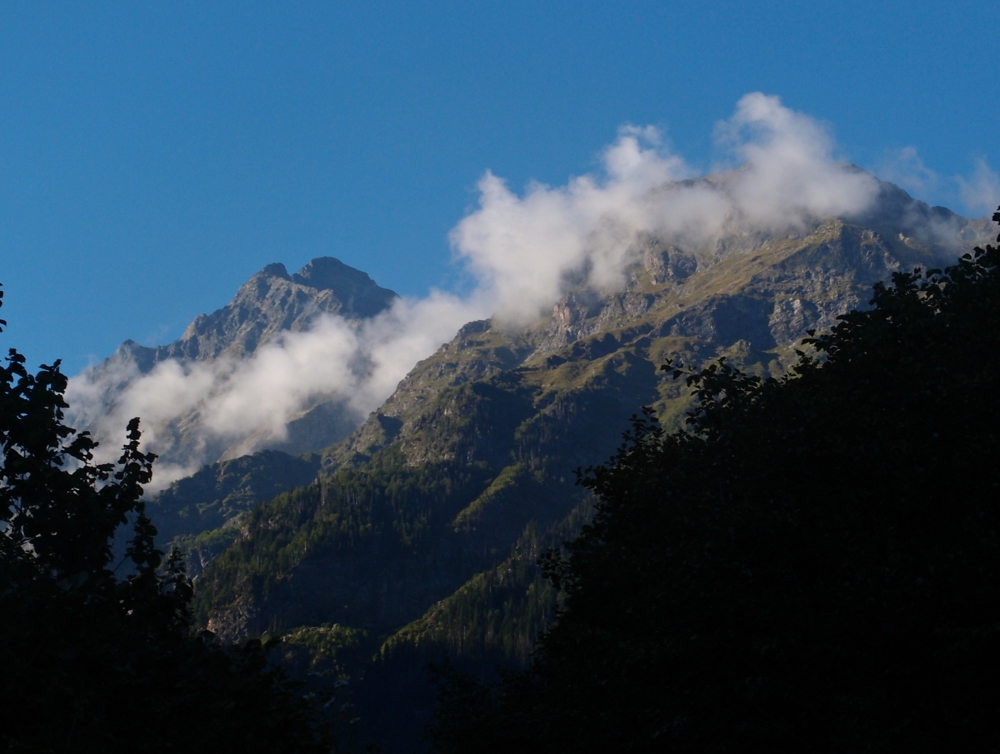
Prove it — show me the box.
[191,214,980,638]
[61,173,992,750]
[68,257,398,479]
[165,183,992,751]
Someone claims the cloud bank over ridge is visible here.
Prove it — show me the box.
[67,93,912,489]
[453,93,879,322]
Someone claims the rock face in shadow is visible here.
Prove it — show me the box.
[151,450,322,542]
[148,449,323,577]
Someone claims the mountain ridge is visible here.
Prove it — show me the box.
[178,188,994,751]
[63,177,995,751]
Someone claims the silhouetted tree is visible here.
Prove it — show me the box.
[0,284,334,753]
[431,213,1000,753]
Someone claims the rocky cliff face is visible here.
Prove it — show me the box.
[321,207,987,478]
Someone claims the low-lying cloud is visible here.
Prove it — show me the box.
[879,146,1000,217]
[67,292,488,488]
[67,93,918,490]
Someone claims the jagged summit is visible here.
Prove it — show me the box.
[666,165,990,249]
[260,262,290,279]
[255,257,392,317]
[291,257,397,319]
[112,257,397,369]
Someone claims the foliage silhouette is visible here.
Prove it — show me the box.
[0,283,334,753]
[430,213,1000,753]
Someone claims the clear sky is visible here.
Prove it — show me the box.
[2,0,998,374]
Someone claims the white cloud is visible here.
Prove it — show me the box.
[878,146,941,197]
[68,92,885,491]
[452,93,878,323]
[958,158,1000,216]
[878,146,1000,218]
[720,93,878,226]
[66,292,489,489]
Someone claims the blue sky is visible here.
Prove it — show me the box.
[2,0,998,374]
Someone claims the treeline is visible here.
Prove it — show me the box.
[430,220,1000,752]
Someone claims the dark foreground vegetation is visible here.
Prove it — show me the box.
[430,216,1000,752]
[0,288,335,752]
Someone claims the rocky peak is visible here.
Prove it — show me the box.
[260,262,291,280]
[144,257,399,366]
[89,258,398,378]
[72,255,401,480]
[291,258,397,319]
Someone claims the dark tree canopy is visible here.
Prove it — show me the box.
[431,215,1000,753]
[0,284,333,753]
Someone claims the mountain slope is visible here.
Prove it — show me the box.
[148,449,322,576]
[181,189,992,751]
